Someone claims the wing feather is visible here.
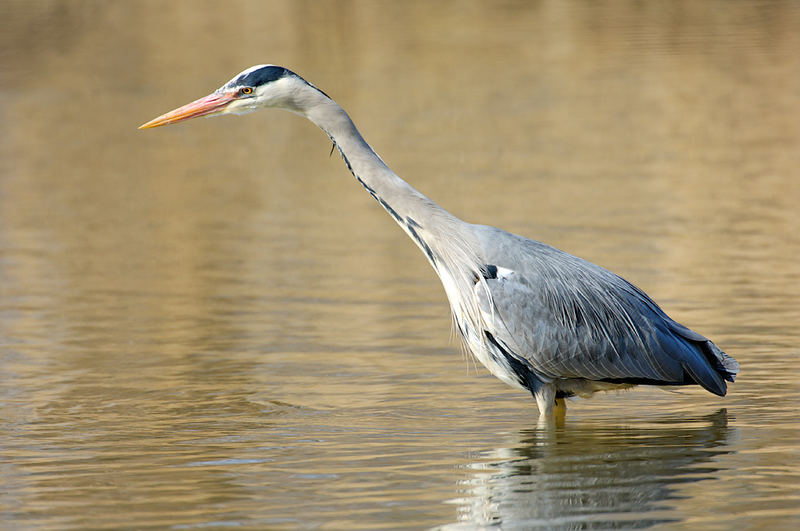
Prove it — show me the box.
[472,226,737,394]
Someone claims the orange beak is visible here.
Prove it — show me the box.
[139,90,238,129]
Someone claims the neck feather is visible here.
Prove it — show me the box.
[300,93,492,359]
[303,98,465,265]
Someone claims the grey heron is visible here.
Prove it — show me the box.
[140,65,739,416]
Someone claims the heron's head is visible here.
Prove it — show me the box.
[140,65,323,129]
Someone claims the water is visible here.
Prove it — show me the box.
[2,1,799,529]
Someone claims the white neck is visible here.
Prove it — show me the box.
[297,87,490,357]
[302,97,464,266]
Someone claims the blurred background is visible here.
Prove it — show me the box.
[1,1,799,529]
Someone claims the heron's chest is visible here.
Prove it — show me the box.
[440,266,529,391]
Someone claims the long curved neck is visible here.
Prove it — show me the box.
[300,90,490,351]
[303,97,462,266]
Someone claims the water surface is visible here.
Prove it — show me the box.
[1,1,799,529]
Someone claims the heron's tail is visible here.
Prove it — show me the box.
[705,340,739,382]
[667,321,739,396]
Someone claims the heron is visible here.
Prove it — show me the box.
[140,65,739,416]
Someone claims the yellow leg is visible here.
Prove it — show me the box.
[553,397,567,424]
[535,389,567,427]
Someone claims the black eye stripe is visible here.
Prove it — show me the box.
[237,66,289,87]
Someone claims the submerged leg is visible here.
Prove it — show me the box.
[533,383,556,416]
[535,386,567,427]
[554,396,567,411]
[553,397,567,422]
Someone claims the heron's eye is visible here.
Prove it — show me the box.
[239,87,253,96]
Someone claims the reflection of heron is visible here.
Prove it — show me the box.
[141,65,739,416]
[448,410,734,529]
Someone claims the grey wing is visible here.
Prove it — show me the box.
[474,234,738,395]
